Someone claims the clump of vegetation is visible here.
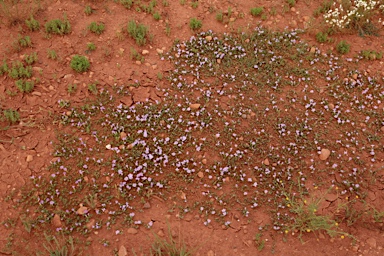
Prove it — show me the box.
[189,18,202,31]
[88,21,105,35]
[359,50,382,60]
[70,55,90,73]
[25,15,40,31]
[7,61,32,79]
[47,49,58,60]
[191,1,199,9]
[153,12,161,21]
[87,42,96,52]
[126,20,149,46]
[2,109,20,124]
[45,17,71,35]
[15,34,32,50]
[250,7,264,17]
[287,0,296,7]
[24,52,38,65]
[216,11,224,22]
[336,40,350,54]
[84,5,93,15]
[15,79,34,93]
[315,32,331,43]
[120,0,134,9]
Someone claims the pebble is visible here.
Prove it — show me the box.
[32,91,42,96]
[26,155,34,162]
[366,238,377,248]
[127,228,138,234]
[135,61,141,65]
[190,103,201,109]
[207,250,215,256]
[197,171,204,178]
[157,229,165,237]
[156,48,163,54]
[77,204,88,215]
[202,158,207,165]
[86,219,95,229]
[319,148,331,160]
[263,158,270,166]
[143,202,151,209]
[205,35,212,41]
[120,132,127,140]
[142,50,149,55]
[52,214,62,228]
[118,245,128,256]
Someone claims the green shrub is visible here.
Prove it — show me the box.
[45,18,71,35]
[287,0,296,7]
[216,11,223,22]
[24,52,38,65]
[25,16,40,31]
[360,50,382,60]
[47,49,58,60]
[88,22,105,35]
[189,18,202,31]
[250,7,264,17]
[15,79,34,93]
[127,20,149,46]
[315,32,329,43]
[153,12,161,21]
[84,5,93,16]
[70,55,90,73]
[17,35,32,48]
[8,61,32,79]
[3,109,20,124]
[336,40,350,54]
[120,0,133,9]
[87,42,96,51]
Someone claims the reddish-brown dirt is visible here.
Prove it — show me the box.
[0,0,384,255]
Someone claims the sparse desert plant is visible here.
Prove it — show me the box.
[15,79,34,93]
[287,0,296,7]
[25,15,40,31]
[45,17,71,35]
[70,55,90,73]
[191,1,199,9]
[47,49,58,60]
[87,42,96,51]
[216,11,223,22]
[250,7,264,17]
[359,50,382,60]
[16,34,32,48]
[7,61,32,79]
[24,52,38,65]
[88,21,105,34]
[126,20,149,46]
[189,18,202,31]
[120,0,134,9]
[315,32,330,43]
[2,109,20,124]
[336,40,350,54]
[84,5,93,15]
[153,12,161,21]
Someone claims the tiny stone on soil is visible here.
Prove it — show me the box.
[127,228,138,235]
[366,238,377,248]
[52,214,62,228]
[190,103,201,109]
[143,202,151,209]
[118,245,128,256]
[26,155,34,162]
[319,148,331,160]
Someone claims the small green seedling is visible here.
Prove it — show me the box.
[336,40,350,54]
[88,22,105,35]
[70,55,90,73]
[250,7,264,17]
[189,18,202,31]
[25,16,40,31]
[45,18,71,35]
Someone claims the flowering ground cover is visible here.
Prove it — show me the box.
[0,0,383,255]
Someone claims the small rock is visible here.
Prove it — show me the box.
[120,132,127,140]
[32,91,42,96]
[64,74,73,80]
[352,73,358,80]
[171,230,177,238]
[217,59,221,64]
[156,48,164,54]
[366,238,377,248]
[205,35,212,41]
[52,214,62,228]
[207,250,215,256]
[152,65,157,70]
[202,158,207,165]
[26,155,34,162]
[109,75,114,81]
[319,148,331,160]
[157,229,165,237]
[189,103,201,110]
[142,50,149,55]
[118,245,128,256]
[290,7,296,12]
[86,219,95,229]
[325,193,338,202]
[229,17,235,22]
[32,66,43,72]
[143,202,151,209]
[310,47,316,53]
[135,61,141,65]
[77,205,88,215]
[197,171,204,178]
[263,158,270,166]
[328,103,335,110]
[127,228,138,234]
[381,126,384,133]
